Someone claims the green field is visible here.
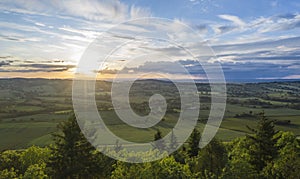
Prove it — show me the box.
[0,79,299,150]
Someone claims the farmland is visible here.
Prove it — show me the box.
[0,78,299,150]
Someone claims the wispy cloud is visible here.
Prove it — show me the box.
[0,33,42,42]
[0,0,151,21]
[0,1,299,80]
[218,14,246,26]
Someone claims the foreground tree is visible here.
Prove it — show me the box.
[0,150,21,174]
[47,114,113,178]
[23,163,48,179]
[189,138,227,178]
[188,128,201,157]
[153,129,166,152]
[263,131,300,178]
[223,115,300,178]
[222,137,259,178]
[0,146,50,178]
[0,168,18,178]
[19,145,50,174]
[111,155,193,179]
[246,112,279,171]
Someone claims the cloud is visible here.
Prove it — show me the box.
[194,24,208,34]
[0,0,150,22]
[213,25,236,34]
[276,13,297,19]
[213,36,300,55]
[34,22,46,27]
[0,1,299,80]
[0,34,41,42]
[218,14,246,26]
[0,56,13,59]
[0,0,153,64]
[0,61,10,66]
[93,19,300,80]
[100,59,205,77]
[97,68,118,74]
[123,61,187,74]
[57,0,128,21]
[130,5,151,19]
[282,75,300,79]
[97,55,300,80]
[0,57,76,73]
[19,63,75,69]
[250,13,300,33]
[210,13,300,39]
[219,61,298,80]
[58,27,101,39]
[0,21,41,32]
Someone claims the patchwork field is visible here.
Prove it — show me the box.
[0,78,299,150]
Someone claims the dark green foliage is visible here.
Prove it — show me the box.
[0,112,300,178]
[111,155,194,179]
[189,138,227,178]
[222,137,259,178]
[188,128,201,157]
[246,111,279,171]
[0,146,50,178]
[0,168,19,178]
[262,131,300,178]
[223,115,300,178]
[47,114,114,178]
[153,129,166,152]
[0,150,21,173]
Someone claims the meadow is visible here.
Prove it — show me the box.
[0,78,299,150]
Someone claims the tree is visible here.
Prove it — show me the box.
[23,163,48,179]
[153,129,166,152]
[0,146,50,178]
[19,146,50,174]
[188,128,201,157]
[47,113,112,178]
[111,155,194,179]
[262,131,300,178]
[0,150,21,173]
[222,137,259,178]
[246,111,279,171]
[189,138,227,178]
[0,168,19,179]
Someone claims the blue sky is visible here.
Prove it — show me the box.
[0,0,299,80]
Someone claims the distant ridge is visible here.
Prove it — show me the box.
[0,77,299,84]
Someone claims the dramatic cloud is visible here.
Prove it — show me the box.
[0,1,299,80]
[0,57,75,73]
[0,61,10,67]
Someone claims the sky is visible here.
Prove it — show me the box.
[0,0,299,80]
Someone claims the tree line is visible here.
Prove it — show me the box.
[0,112,299,178]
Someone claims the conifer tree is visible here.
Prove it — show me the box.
[188,128,201,157]
[246,111,279,171]
[48,114,109,178]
